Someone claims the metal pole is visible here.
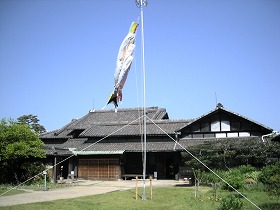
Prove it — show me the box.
[140,0,147,201]
[43,170,47,191]
[54,155,57,182]
[136,0,148,201]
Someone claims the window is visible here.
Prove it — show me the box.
[221,121,230,131]
[211,121,220,131]
[216,133,227,138]
[227,133,239,137]
[204,133,215,138]
[211,115,220,131]
[239,132,250,137]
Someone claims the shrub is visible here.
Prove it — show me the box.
[222,175,244,191]
[237,165,256,174]
[244,171,260,186]
[259,162,280,196]
[202,170,222,185]
[220,165,260,191]
[219,194,243,210]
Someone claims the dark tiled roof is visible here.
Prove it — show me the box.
[67,107,169,129]
[40,129,71,139]
[44,138,178,155]
[80,120,190,137]
[44,138,87,155]
[44,145,73,156]
[40,107,186,139]
[61,138,87,148]
[75,141,176,153]
[40,107,171,139]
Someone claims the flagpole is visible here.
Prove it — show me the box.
[136,0,147,201]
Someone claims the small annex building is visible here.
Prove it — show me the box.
[40,104,272,181]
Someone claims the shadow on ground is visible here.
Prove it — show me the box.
[174,184,192,187]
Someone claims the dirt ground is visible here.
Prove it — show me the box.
[0,179,182,207]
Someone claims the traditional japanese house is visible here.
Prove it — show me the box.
[40,104,272,181]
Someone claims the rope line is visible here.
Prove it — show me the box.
[0,114,263,210]
[147,116,261,210]
[133,42,144,167]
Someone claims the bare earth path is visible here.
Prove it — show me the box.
[0,180,180,207]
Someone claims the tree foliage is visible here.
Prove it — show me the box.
[259,162,280,196]
[17,114,46,134]
[199,165,261,195]
[181,139,280,170]
[182,139,280,195]
[0,118,46,184]
[219,194,243,210]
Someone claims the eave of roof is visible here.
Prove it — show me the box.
[73,150,125,155]
[43,136,263,156]
[176,136,263,149]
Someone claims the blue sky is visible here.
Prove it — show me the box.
[0,0,279,132]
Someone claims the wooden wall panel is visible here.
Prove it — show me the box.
[78,158,120,180]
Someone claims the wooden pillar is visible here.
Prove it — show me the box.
[150,176,152,200]
[136,176,138,200]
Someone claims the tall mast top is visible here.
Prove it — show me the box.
[135,0,148,8]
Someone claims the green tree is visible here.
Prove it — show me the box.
[0,118,46,184]
[259,162,280,196]
[181,139,279,170]
[17,114,46,134]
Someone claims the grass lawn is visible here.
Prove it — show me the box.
[0,182,74,196]
[0,189,26,196]
[0,186,279,210]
